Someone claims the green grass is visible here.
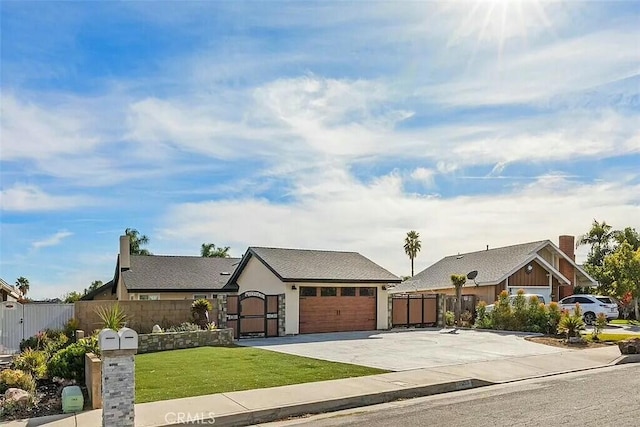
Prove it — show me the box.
[584,333,640,343]
[609,319,640,326]
[135,346,388,403]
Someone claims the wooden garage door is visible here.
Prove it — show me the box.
[299,286,376,334]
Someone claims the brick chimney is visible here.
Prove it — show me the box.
[558,235,575,298]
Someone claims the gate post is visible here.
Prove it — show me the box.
[387,295,393,330]
[278,294,286,336]
[217,294,227,329]
[436,294,446,327]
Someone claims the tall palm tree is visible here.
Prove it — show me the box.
[200,243,231,258]
[404,230,422,277]
[125,228,152,255]
[16,276,29,297]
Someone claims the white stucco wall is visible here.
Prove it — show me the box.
[235,256,298,334]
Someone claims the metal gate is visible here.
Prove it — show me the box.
[392,294,438,328]
[226,291,280,339]
[0,302,74,354]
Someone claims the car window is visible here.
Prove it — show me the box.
[561,297,574,304]
[596,297,613,304]
[575,296,593,304]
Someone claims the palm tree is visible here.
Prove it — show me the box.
[16,276,29,297]
[125,228,152,255]
[404,230,421,276]
[201,243,231,258]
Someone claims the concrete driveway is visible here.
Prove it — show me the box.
[240,328,565,371]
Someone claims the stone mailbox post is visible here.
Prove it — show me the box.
[99,328,138,427]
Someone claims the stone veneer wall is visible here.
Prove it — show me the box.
[137,328,234,354]
[101,350,135,427]
[277,294,285,336]
[437,293,445,327]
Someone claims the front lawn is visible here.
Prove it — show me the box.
[609,320,640,326]
[135,346,387,403]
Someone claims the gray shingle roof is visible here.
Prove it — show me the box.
[392,240,548,293]
[122,256,240,291]
[248,247,401,283]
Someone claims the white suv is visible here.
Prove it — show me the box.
[559,294,619,324]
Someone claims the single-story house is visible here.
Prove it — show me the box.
[0,278,21,302]
[226,247,401,334]
[391,236,597,304]
[85,236,401,335]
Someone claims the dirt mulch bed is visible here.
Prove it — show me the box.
[0,379,88,421]
[526,336,611,349]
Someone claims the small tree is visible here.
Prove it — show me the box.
[200,243,231,258]
[450,274,467,326]
[191,299,213,329]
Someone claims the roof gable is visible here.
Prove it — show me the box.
[393,240,548,293]
[230,247,401,284]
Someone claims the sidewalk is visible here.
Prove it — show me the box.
[5,345,624,427]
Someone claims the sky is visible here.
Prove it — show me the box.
[1,1,639,299]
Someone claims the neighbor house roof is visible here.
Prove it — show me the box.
[121,256,241,291]
[80,280,115,301]
[229,247,401,285]
[392,239,588,293]
[0,278,21,299]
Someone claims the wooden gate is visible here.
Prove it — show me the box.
[392,294,438,328]
[226,291,279,339]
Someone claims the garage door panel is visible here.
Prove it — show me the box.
[299,288,376,334]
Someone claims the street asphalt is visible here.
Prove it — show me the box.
[265,364,640,427]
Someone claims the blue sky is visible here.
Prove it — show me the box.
[1,1,639,299]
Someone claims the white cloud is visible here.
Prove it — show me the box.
[32,231,73,249]
[0,184,89,212]
[159,169,640,276]
[410,168,436,187]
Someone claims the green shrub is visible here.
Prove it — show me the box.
[491,291,513,330]
[0,369,36,393]
[558,308,585,339]
[13,349,48,379]
[19,329,69,354]
[547,302,562,335]
[1,394,35,418]
[63,318,81,340]
[47,335,99,382]
[95,304,127,330]
[445,311,455,327]
[592,312,608,340]
[525,297,550,333]
[512,290,528,331]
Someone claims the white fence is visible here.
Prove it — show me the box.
[0,301,75,354]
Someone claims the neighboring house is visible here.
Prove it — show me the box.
[227,247,402,334]
[0,278,21,302]
[80,280,116,301]
[391,236,597,304]
[82,236,241,301]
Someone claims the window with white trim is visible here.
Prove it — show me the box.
[139,294,160,301]
[193,294,208,300]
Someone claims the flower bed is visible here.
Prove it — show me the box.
[138,328,234,354]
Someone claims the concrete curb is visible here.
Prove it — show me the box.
[613,354,640,365]
[154,379,494,427]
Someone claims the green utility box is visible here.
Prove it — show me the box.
[62,385,84,413]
